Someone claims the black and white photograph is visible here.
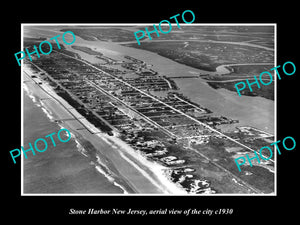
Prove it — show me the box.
[4,4,298,221]
[21,24,275,195]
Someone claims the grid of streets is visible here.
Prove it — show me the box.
[23,47,275,194]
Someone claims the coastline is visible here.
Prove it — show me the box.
[23,93,126,194]
[23,67,187,194]
[25,26,274,134]
[22,25,275,194]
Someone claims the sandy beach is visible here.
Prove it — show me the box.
[22,25,275,194]
[23,68,186,194]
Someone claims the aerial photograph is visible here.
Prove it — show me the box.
[22,24,275,195]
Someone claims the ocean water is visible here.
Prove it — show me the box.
[22,26,275,194]
[23,93,124,194]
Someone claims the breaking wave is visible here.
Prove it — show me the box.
[94,155,129,194]
[24,84,54,121]
[24,83,128,194]
[102,135,188,194]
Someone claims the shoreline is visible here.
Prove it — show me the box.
[23,66,187,194]
[23,93,126,194]
[22,26,275,194]
[24,26,274,134]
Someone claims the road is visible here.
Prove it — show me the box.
[25,61,115,133]
[84,78,178,138]
[54,51,274,193]
[173,95,206,113]
[23,69,100,134]
[56,50,274,162]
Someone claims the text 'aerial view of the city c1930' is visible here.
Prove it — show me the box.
[22,24,275,195]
